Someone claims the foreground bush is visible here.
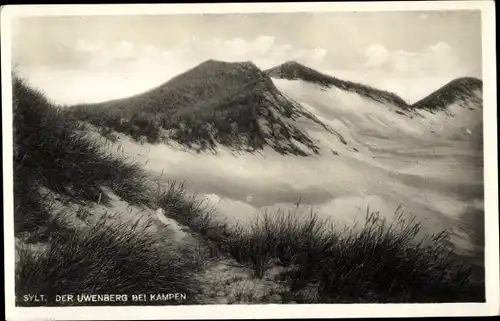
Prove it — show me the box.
[15,214,202,306]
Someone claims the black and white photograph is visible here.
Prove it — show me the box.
[2,2,498,320]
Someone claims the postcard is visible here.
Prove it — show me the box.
[2,1,498,320]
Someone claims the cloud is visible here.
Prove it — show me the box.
[18,36,334,104]
[71,35,329,72]
[364,42,464,77]
[17,36,471,105]
[251,35,276,55]
[365,44,390,69]
[39,36,466,81]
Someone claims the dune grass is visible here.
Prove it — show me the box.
[411,77,483,111]
[156,185,484,303]
[230,207,479,303]
[155,181,232,258]
[16,213,202,306]
[13,76,153,233]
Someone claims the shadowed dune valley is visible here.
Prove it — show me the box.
[10,10,489,308]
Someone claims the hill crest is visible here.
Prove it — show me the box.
[266,60,483,112]
[265,60,409,108]
[70,59,482,156]
[70,60,345,156]
[411,77,483,111]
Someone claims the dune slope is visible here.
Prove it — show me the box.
[70,60,347,156]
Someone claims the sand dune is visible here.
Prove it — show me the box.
[88,60,483,262]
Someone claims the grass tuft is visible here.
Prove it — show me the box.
[16,213,202,306]
[156,181,232,250]
[221,206,483,302]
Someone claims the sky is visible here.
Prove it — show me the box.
[11,10,482,105]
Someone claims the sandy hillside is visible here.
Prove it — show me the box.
[77,60,483,266]
[109,77,484,261]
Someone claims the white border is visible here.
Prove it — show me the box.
[2,2,498,320]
